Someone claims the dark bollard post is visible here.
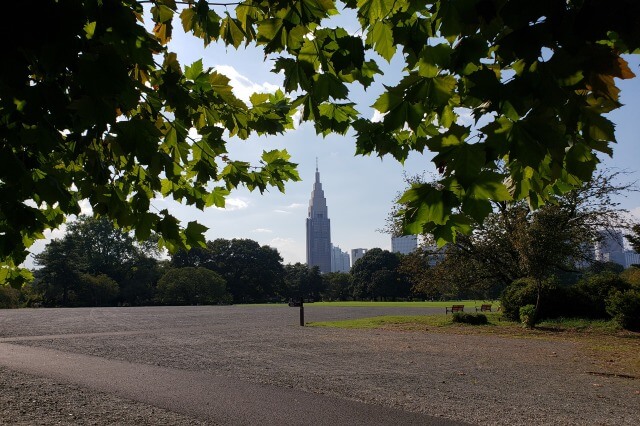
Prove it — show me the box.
[299,297,304,326]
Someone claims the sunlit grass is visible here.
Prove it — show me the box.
[305,300,496,308]
[243,300,499,309]
[308,313,507,329]
[309,315,450,329]
[308,314,640,377]
[536,317,622,333]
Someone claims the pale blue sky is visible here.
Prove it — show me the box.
[159,29,640,265]
[24,12,640,268]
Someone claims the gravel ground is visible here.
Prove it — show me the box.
[0,305,638,425]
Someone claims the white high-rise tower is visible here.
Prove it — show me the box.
[306,161,332,273]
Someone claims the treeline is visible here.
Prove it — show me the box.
[0,216,423,308]
[1,212,638,331]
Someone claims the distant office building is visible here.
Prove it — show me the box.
[625,250,640,268]
[595,230,626,266]
[331,245,351,273]
[391,235,418,254]
[423,244,446,267]
[306,164,332,273]
[351,248,367,267]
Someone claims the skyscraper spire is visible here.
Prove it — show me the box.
[306,160,331,273]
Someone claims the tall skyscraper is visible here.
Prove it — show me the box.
[306,163,332,273]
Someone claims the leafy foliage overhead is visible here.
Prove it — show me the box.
[2,0,639,285]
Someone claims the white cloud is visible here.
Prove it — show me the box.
[215,197,249,211]
[630,206,640,221]
[252,228,273,234]
[274,209,290,214]
[286,203,305,209]
[79,199,93,216]
[215,65,281,103]
[269,237,304,264]
[371,110,385,123]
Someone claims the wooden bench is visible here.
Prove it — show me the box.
[446,305,464,314]
[476,304,492,312]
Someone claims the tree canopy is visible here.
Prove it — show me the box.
[3,0,639,285]
[33,216,161,306]
[627,224,640,253]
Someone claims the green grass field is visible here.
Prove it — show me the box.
[247,300,498,309]
[304,300,495,308]
[308,313,505,329]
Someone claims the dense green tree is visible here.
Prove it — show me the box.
[77,273,120,307]
[0,286,20,309]
[3,0,639,286]
[627,225,640,254]
[156,267,228,305]
[205,238,284,303]
[33,238,83,306]
[322,272,353,301]
[351,248,407,300]
[621,266,640,287]
[388,170,635,305]
[33,216,161,306]
[170,246,215,269]
[283,263,324,301]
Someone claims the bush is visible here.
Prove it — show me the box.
[500,277,568,321]
[519,304,537,328]
[606,289,640,331]
[570,272,629,319]
[451,312,488,325]
[620,266,640,288]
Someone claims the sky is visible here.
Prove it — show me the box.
[23,8,640,268]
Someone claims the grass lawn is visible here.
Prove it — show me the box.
[308,314,640,378]
[245,300,498,309]
[302,300,495,308]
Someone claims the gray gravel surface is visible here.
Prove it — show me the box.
[1,305,638,425]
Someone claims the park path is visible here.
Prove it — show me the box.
[0,340,462,425]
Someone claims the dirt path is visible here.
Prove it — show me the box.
[0,306,638,425]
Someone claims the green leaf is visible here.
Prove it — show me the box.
[184,221,208,248]
[357,0,395,23]
[565,144,597,181]
[467,171,512,202]
[206,187,230,208]
[220,14,246,49]
[185,59,204,80]
[366,21,396,62]
[418,44,452,78]
[84,22,97,39]
[372,90,403,114]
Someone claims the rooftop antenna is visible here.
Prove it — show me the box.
[316,157,318,172]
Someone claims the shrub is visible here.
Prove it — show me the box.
[519,304,537,328]
[451,312,488,325]
[500,277,567,321]
[620,266,640,288]
[570,272,629,319]
[606,289,640,331]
